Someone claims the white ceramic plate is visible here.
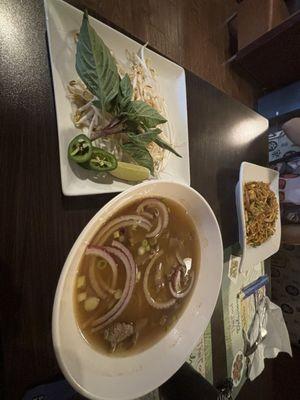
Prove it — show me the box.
[44,0,190,196]
[52,181,223,400]
[236,162,281,271]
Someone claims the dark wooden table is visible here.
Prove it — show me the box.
[0,1,270,399]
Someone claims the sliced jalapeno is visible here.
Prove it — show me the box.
[68,134,92,163]
[87,147,117,172]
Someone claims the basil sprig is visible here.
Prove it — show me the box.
[75,11,181,173]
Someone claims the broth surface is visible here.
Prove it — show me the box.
[74,197,200,356]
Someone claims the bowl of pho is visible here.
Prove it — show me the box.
[52,180,223,399]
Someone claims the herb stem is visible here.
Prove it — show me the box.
[90,117,126,141]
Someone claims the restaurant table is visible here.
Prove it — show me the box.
[0,1,273,399]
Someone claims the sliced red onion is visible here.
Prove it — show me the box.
[143,251,176,309]
[91,245,136,332]
[88,258,107,300]
[137,199,169,230]
[146,215,163,238]
[111,240,136,270]
[86,246,118,294]
[91,247,131,329]
[93,215,152,245]
[154,262,165,291]
[169,271,195,299]
[96,275,116,295]
[103,220,151,245]
[140,211,153,220]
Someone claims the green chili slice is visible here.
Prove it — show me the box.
[68,134,92,163]
[87,147,117,172]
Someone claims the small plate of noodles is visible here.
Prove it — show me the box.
[236,162,281,272]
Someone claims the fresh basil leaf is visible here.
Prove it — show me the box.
[154,136,182,158]
[124,119,140,132]
[76,11,119,110]
[92,99,102,108]
[123,100,167,129]
[116,74,133,110]
[149,128,162,134]
[127,132,155,145]
[122,142,154,174]
[120,74,133,99]
[127,128,161,146]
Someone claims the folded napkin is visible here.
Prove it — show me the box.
[246,296,292,381]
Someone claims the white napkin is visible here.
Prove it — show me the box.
[247,296,292,381]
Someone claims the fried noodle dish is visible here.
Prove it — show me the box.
[244,181,279,247]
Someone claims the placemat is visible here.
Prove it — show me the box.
[187,323,213,384]
[222,245,265,399]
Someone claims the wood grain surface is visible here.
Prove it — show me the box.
[0,1,272,399]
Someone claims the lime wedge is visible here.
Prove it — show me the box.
[110,162,150,182]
